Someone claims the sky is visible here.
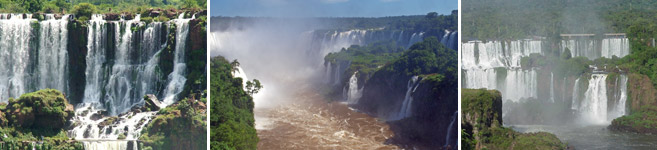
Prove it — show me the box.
[211,0,457,17]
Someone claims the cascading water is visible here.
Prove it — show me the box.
[162,13,193,105]
[444,111,458,147]
[578,74,609,125]
[389,76,420,121]
[345,71,362,104]
[0,14,34,101]
[37,14,70,94]
[562,37,630,60]
[550,72,554,103]
[572,77,581,110]
[68,13,193,149]
[462,39,629,125]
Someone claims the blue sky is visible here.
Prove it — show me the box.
[211,0,457,17]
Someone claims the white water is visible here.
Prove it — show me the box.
[562,38,630,60]
[389,76,420,121]
[462,39,629,125]
[0,14,34,101]
[572,77,581,110]
[444,111,458,147]
[463,69,537,102]
[162,13,194,105]
[611,74,628,119]
[82,140,138,150]
[601,38,630,58]
[68,103,157,140]
[578,74,609,125]
[550,72,554,103]
[345,71,362,104]
[37,14,70,94]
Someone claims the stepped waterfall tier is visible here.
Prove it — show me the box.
[0,10,206,150]
[460,37,647,149]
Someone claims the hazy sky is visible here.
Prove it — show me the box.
[211,0,457,17]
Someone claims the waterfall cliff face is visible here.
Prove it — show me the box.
[0,14,69,102]
[0,13,191,114]
[314,29,457,66]
[561,37,630,60]
[80,14,191,115]
[462,39,630,125]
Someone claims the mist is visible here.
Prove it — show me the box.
[210,18,328,108]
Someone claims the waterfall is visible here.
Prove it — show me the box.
[611,74,628,119]
[550,72,554,103]
[83,14,108,104]
[82,140,138,150]
[578,74,609,125]
[103,15,143,114]
[346,71,362,104]
[463,69,537,102]
[37,14,70,94]
[601,38,630,58]
[0,14,34,101]
[324,62,332,84]
[562,37,630,60]
[389,76,420,121]
[162,13,193,105]
[68,103,157,140]
[572,77,581,110]
[444,111,457,147]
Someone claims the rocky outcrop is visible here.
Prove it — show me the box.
[461,89,567,150]
[144,94,163,111]
[140,96,207,150]
[5,89,74,130]
[609,73,657,133]
[354,37,458,149]
[627,73,657,112]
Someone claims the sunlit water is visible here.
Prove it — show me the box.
[510,125,657,150]
[256,90,399,150]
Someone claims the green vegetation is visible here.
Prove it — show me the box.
[382,36,457,79]
[140,94,207,150]
[461,89,567,150]
[0,89,83,150]
[210,56,259,150]
[0,0,205,13]
[324,40,405,82]
[610,106,657,133]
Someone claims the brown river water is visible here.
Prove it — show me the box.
[255,90,399,150]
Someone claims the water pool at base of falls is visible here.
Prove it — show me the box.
[255,90,399,150]
[510,125,657,149]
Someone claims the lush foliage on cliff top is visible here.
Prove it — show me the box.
[461,89,567,150]
[0,89,82,150]
[210,56,259,150]
[0,0,204,13]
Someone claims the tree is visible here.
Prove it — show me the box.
[73,3,95,20]
[230,59,240,73]
[245,79,262,96]
[426,12,438,19]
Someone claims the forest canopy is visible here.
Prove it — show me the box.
[0,0,205,13]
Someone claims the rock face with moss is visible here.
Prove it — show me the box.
[0,89,83,150]
[609,73,657,133]
[346,37,458,148]
[140,94,207,150]
[5,89,74,130]
[461,89,567,150]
